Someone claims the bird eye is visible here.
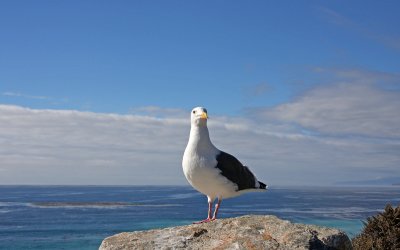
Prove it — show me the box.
[192,110,196,114]
[204,108,207,113]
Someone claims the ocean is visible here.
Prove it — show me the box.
[0,185,399,250]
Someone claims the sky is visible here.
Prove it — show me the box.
[0,1,399,186]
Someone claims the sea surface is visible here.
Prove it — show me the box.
[0,185,399,250]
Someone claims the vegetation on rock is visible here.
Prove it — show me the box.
[352,204,400,250]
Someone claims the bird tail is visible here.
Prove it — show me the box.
[258,181,268,190]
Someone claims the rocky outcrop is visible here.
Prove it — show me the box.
[99,215,352,250]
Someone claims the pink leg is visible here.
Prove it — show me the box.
[211,198,222,221]
[193,201,213,224]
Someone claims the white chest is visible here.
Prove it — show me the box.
[183,143,219,177]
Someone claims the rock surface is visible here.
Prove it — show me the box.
[99,215,352,250]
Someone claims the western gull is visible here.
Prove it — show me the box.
[182,107,267,223]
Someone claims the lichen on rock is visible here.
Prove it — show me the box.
[99,215,352,250]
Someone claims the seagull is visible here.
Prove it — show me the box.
[182,107,267,223]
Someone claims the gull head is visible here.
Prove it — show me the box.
[190,107,208,127]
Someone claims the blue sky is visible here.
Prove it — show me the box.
[0,1,399,185]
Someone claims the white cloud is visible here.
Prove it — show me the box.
[2,91,49,100]
[240,68,400,184]
[130,106,188,118]
[0,105,189,185]
[244,82,271,98]
[257,70,400,139]
[0,99,399,186]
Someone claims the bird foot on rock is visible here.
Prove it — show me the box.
[193,218,216,224]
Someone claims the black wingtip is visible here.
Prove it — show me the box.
[258,181,268,189]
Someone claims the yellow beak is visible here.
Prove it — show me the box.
[201,112,208,119]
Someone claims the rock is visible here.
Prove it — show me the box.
[99,215,352,250]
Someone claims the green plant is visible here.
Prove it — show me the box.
[352,204,400,250]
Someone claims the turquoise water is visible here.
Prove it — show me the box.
[0,185,399,249]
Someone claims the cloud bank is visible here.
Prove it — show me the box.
[260,83,400,138]
[0,70,399,185]
[0,105,189,185]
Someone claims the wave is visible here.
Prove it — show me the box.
[139,192,200,202]
[167,193,200,199]
[38,192,85,197]
[0,202,28,207]
[224,206,380,216]
[0,202,13,207]
[28,202,182,209]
